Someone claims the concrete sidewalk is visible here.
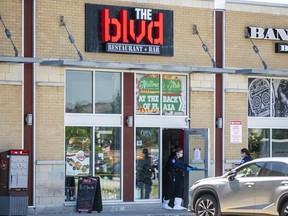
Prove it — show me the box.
[27,203,194,216]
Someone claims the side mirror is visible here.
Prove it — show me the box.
[227,170,237,180]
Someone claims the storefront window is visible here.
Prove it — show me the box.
[135,128,160,200]
[64,126,122,202]
[248,128,270,158]
[65,127,92,201]
[136,74,160,115]
[66,70,122,114]
[272,79,288,117]
[95,127,121,200]
[272,129,288,157]
[162,74,187,115]
[248,78,270,117]
[66,71,93,113]
[248,78,288,117]
[136,74,187,115]
[95,73,121,114]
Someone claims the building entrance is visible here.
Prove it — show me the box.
[162,128,209,207]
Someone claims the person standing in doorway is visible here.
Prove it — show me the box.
[240,148,253,165]
[162,146,197,210]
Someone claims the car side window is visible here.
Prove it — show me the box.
[236,162,264,178]
[262,162,288,177]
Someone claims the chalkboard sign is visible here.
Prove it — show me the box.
[76,177,98,213]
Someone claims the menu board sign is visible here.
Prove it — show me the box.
[76,177,98,213]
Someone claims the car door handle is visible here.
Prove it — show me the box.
[245,182,254,187]
[281,181,288,186]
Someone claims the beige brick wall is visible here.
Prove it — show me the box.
[35,0,215,67]
[0,84,22,151]
[190,90,215,161]
[225,10,288,70]
[35,163,65,205]
[224,90,248,169]
[0,64,23,82]
[35,85,64,160]
[0,0,22,56]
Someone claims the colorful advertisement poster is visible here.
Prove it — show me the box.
[66,136,90,176]
[136,74,186,115]
[162,75,186,115]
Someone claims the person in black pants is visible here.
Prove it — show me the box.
[162,146,197,210]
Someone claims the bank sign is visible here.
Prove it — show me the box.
[246,27,288,53]
[85,4,174,56]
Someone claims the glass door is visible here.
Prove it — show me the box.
[183,128,209,206]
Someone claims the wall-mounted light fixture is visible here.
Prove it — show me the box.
[126,116,133,127]
[25,114,33,126]
[216,117,223,128]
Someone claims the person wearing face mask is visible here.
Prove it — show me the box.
[162,146,197,210]
[239,148,253,165]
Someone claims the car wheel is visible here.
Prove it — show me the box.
[280,200,288,216]
[194,194,221,216]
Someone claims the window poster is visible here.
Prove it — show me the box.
[248,78,270,117]
[248,78,288,118]
[272,79,288,117]
[65,127,91,176]
[162,75,186,115]
[136,74,186,115]
[230,120,242,143]
[136,74,160,115]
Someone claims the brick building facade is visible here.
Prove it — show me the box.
[0,0,287,213]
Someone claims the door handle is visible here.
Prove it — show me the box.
[245,182,254,187]
[281,181,288,186]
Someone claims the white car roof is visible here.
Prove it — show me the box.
[250,157,288,163]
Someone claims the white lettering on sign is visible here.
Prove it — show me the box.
[135,8,152,20]
[247,27,288,41]
[280,45,288,51]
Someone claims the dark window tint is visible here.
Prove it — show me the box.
[263,162,288,177]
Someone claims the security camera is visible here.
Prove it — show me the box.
[185,117,191,122]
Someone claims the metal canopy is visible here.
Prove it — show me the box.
[40,59,236,74]
[2,56,287,77]
[236,68,288,77]
[0,56,42,63]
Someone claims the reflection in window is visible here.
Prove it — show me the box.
[65,127,92,201]
[236,162,263,178]
[248,129,270,158]
[135,128,160,200]
[95,73,121,114]
[66,71,93,113]
[272,129,288,157]
[95,127,121,200]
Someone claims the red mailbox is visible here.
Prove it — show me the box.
[0,149,29,215]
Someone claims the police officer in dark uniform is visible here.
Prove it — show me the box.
[162,146,197,210]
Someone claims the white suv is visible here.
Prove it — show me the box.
[189,157,288,216]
